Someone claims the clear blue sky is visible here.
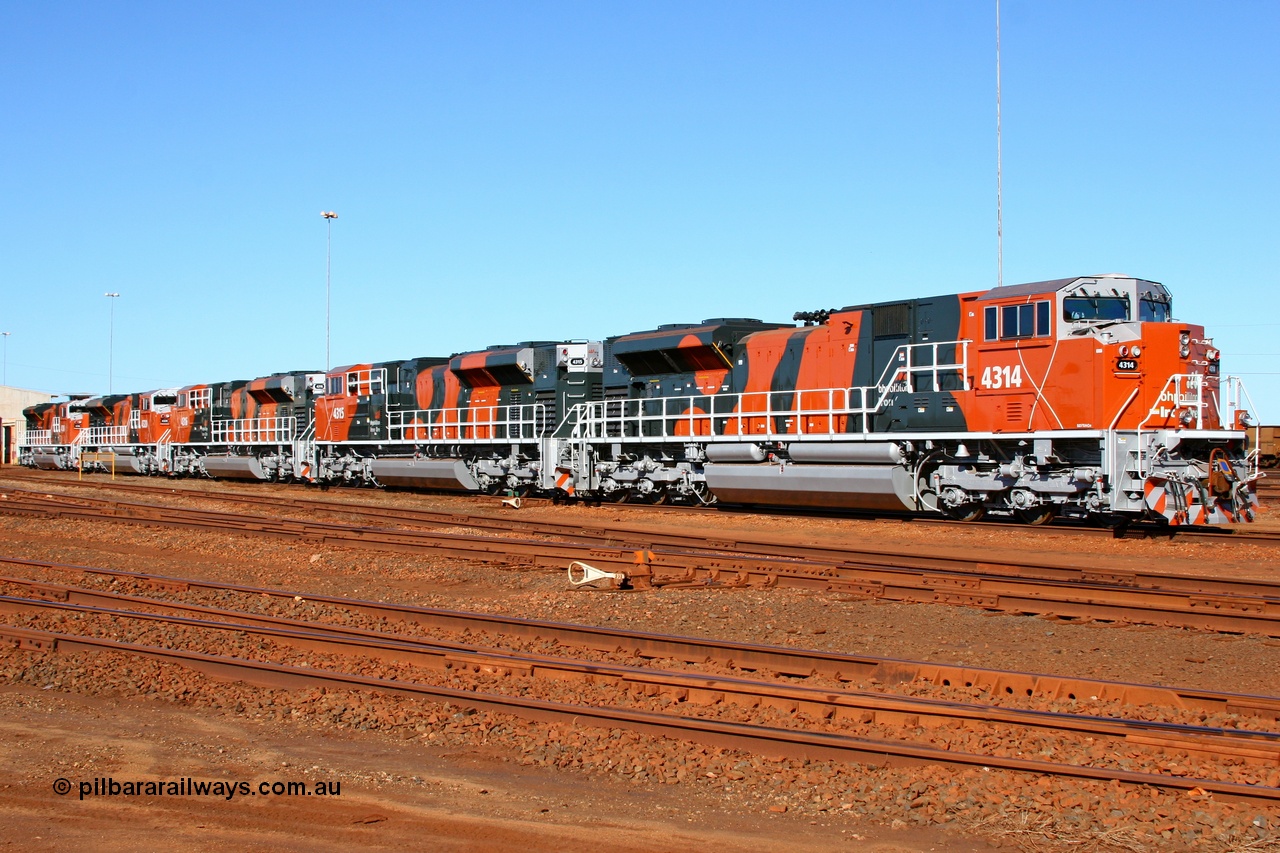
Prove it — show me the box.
[2,2,1277,416]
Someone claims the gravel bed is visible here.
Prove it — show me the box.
[8,597,1278,788]
[2,472,1280,851]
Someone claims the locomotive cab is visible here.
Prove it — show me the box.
[20,400,75,469]
[169,384,213,445]
[128,389,180,445]
[956,274,1254,523]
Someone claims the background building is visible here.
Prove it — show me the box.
[0,386,59,465]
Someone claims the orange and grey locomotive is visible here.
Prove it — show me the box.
[571,275,1258,524]
[166,372,324,481]
[20,274,1261,525]
[310,341,601,492]
[21,400,79,470]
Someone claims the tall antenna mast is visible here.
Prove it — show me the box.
[995,0,1004,288]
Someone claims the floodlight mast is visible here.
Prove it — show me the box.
[105,292,121,393]
[995,0,1004,289]
[322,211,339,370]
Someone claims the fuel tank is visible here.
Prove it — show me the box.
[704,462,915,511]
[203,455,268,480]
[369,458,481,491]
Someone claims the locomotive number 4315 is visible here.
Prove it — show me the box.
[979,364,1023,390]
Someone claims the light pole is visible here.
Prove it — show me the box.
[105,292,120,393]
[1,332,9,386]
[995,0,1003,289]
[322,211,338,370]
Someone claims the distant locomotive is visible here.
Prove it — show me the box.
[1249,426,1280,469]
[20,274,1261,525]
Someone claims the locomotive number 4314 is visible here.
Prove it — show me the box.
[979,364,1023,390]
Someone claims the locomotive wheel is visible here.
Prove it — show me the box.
[690,481,716,506]
[912,454,943,513]
[1014,506,1055,525]
[642,489,670,505]
[912,474,940,512]
[943,504,986,522]
[605,489,630,504]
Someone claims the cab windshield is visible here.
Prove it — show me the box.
[1063,296,1130,322]
[1139,296,1171,322]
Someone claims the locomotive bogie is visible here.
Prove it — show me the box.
[28,447,73,470]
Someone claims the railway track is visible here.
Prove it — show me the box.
[4,485,1280,637]
[1,557,1278,805]
[6,554,1275,716]
[6,468,1279,543]
[0,481,1268,588]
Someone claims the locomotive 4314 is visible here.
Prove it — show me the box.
[21,274,1261,526]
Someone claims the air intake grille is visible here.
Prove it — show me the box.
[873,303,910,338]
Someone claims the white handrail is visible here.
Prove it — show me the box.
[211,417,297,444]
[572,339,970,443]
[82,426,129,445]
[20,430,55,447]
[383,404,547,443]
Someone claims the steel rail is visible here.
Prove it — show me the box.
[1,555,1277,723]
[37,473,1280,540]
[5,491,1280,636]
[7,484,1280,598]
[10,469,1278,543]
[2,620,1277,805]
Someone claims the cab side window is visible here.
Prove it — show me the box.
[986,301,1050,340]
